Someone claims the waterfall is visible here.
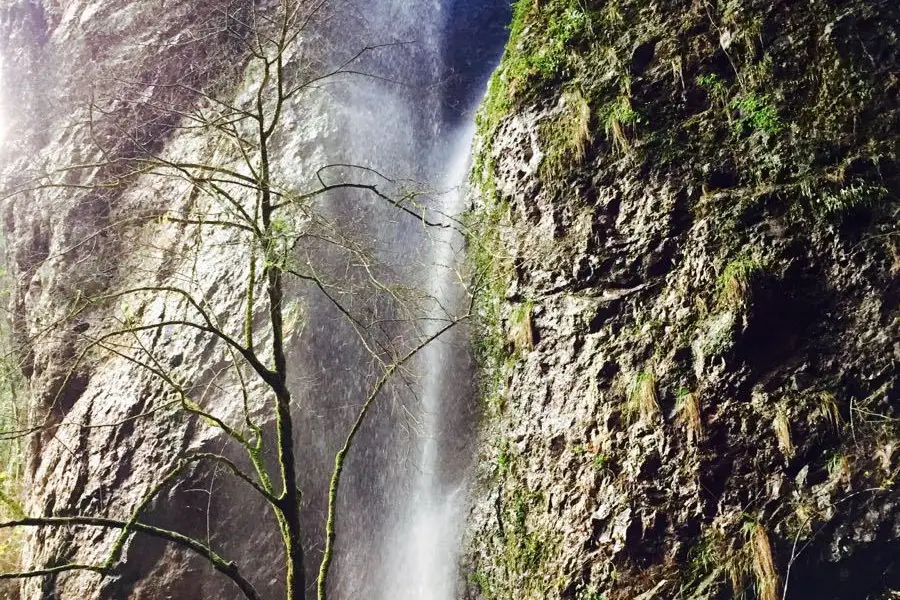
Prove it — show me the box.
[378,121,477,600]
[1,0,510,595]
[300,1,510,598]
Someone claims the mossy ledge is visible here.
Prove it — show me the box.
[463,1,900,599]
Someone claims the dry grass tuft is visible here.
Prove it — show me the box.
[749,523,779,600]
[773,406,794,458]
[816,391,842,431]
[541,90,592,178]
[677,390,703,444]
[627,371,660,423]
[567,91,591,161]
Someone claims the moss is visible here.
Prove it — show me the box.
[502,0,596,103]
[729,92,783,136]
[508,300,535,354]
[466,146,515,412]
[500,488,561,598]
[476,70,514,150]
[468,478,562,600]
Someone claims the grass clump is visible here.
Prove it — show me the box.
[717,255,764,309]
[602,94,639,155]
[696,73,730,111]
[813,391,842,432]
[773,405,794,458]
[626,370,660,423]
[540,89,592,178]
[684,519,781,600]
[676,389,703,444]
[744,522,780,600]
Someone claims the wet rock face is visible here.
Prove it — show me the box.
[0,2,338,599]
[462,1,900,599]
[0,3,280,588]
[0,0,508,598]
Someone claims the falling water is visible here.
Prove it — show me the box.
[0,0,510,597]
[301,1,510,598]
[378,121,478,600]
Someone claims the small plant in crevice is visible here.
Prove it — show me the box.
[826,451,851,485]
[626,370,660,423]
[601,0,623,26]
[683,526,730,593]
[576,582,605,600]
[468,569,494,600]
[696,72,730,111]
[676,388,703,444]
[592,453,609,471]
[730,92,783,136]
[807,179,889,219]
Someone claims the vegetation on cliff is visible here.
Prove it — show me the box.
[465,0,899,599]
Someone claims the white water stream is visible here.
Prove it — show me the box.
[303,3,509,598]
[380,122,477,600]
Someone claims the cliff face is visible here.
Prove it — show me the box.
[0,3,309,599]
[0,1,504,599]
[463,1,900,599]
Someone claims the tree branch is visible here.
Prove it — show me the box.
[0,517,261,600]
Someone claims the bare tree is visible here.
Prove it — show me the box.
[0,2,473,599]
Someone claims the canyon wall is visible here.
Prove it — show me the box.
[462,1,900,599]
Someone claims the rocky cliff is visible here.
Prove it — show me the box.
[2,0,899,599]
[462,1,900,599]
[0,1,505,599]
